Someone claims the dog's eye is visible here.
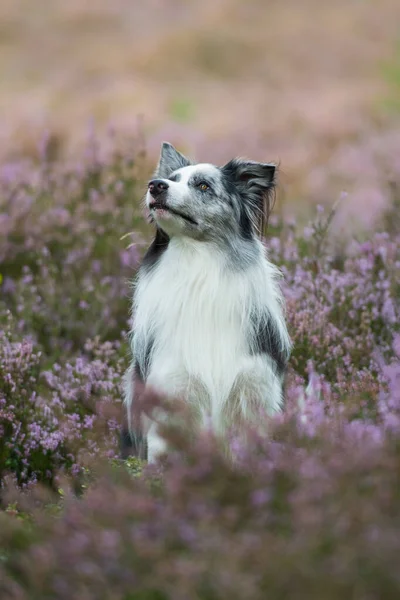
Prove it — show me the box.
[198,182,209,191]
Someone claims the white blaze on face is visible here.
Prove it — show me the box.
[173,163,219,186]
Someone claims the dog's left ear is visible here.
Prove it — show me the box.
[222,159,277,236]
[222,159,276,188]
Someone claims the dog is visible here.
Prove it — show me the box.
[121,142,292,462]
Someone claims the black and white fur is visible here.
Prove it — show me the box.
[122,142,292,462]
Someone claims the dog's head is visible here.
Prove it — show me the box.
[146,142,276,242]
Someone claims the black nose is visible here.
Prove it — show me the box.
[148,179,169,197]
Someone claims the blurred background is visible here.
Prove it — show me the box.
[1,0,399,228]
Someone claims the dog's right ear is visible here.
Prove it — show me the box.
[154,142,191,179]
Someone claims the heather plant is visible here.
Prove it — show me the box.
[1,375,400,599]
[0,133,400,598]
[0,310,123,487]
[268,205,400,386]
[0,138,145,356]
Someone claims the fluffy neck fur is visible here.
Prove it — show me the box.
[132,234,290,421]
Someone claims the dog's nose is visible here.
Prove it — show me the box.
[148,179,169,197]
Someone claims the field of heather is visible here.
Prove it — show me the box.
[1,1,400,598]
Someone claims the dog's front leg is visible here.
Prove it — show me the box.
[144,364,190,463]
[120,362,148,460]
[145,419,168,464]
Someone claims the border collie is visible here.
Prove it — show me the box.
[121,142,292,462]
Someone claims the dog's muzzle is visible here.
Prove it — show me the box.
[148,179,169,198]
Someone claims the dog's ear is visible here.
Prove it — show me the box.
[154,142,191,179]
[222,159,277,236]
[222,159,276,189]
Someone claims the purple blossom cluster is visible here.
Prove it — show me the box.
[1,375,400,599]
[0,136,399,598]
[273,209,400,391]
[0,313,123,486]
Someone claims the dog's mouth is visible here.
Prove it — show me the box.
[149,202,198,226]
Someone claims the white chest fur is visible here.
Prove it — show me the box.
[136,240,248,394]
[131,238,287,434]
